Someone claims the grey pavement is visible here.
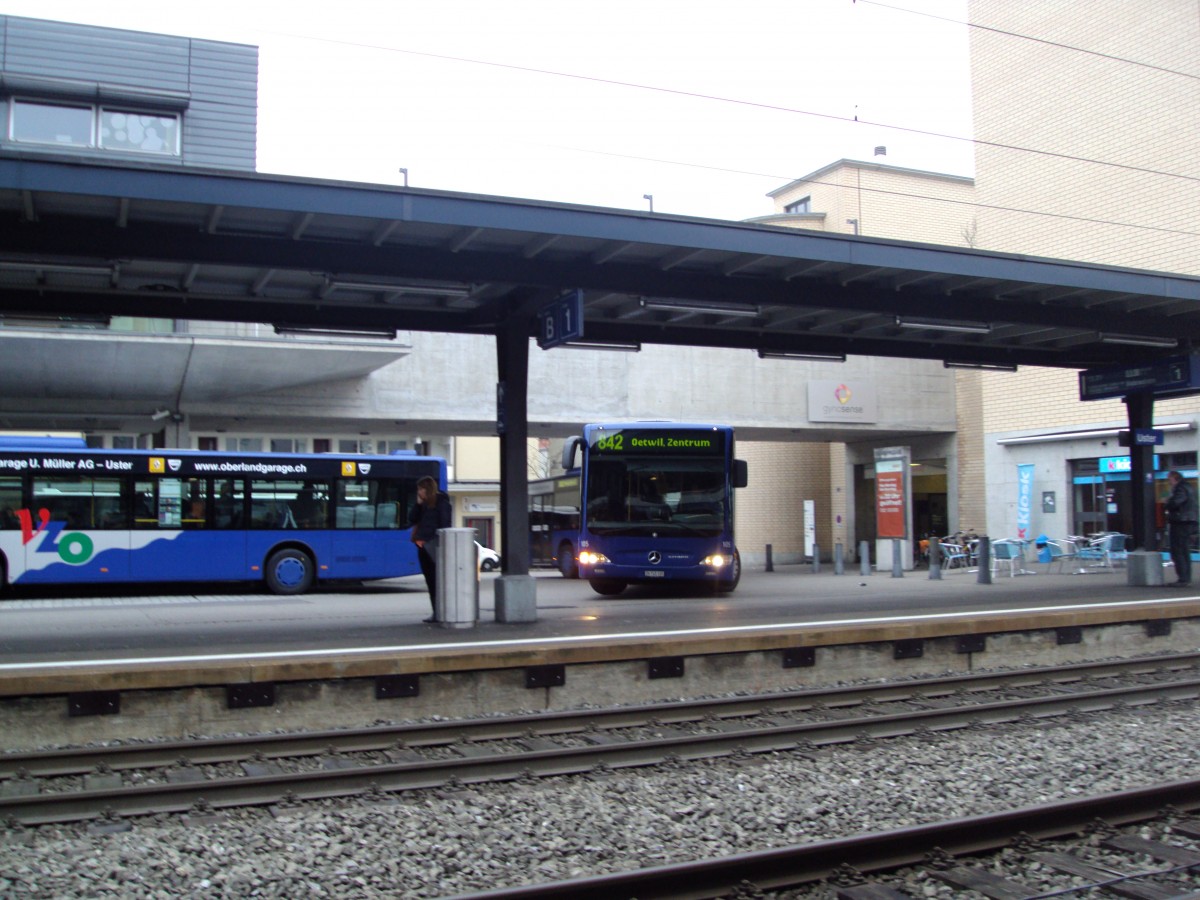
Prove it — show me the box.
[0,560,1186,666]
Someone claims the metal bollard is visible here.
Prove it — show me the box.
[436,527,480,628]
[891,538,904,578]
[860,540,871,576]
[765,543,774,573]
[928,539,942,580]
[976,536,992,585]
[812,543,821,574]
[834,542,844,575]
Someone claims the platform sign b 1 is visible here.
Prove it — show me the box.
[537,289,584,349]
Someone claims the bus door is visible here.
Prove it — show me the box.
[331,479,412,579]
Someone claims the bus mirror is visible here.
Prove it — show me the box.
[733,459,748,488]
[562,436,582,471]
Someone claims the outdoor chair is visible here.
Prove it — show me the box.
[1046,539,1081,574]
[991,540,1021,577]
[939,542,968,571]
[1075,533,1127,570]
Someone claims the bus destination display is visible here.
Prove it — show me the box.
[588,429,721,455]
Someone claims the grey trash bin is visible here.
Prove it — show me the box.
[435,527,480,628]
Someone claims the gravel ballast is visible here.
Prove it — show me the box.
[1,697,1197,897]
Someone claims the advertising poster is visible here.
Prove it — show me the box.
[874,448,908,540]
[1016,463,1034,540]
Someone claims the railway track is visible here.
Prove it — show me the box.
[2,652,1199,827]
[440,781,1200,899]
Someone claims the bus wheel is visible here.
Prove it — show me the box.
[266,548,314,595]
[589,578,625,596]
[558,542,579,579]
[717,549,742,593]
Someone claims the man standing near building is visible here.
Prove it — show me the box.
[1165,471,1197,586]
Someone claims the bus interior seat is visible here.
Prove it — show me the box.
[375,501,398,528]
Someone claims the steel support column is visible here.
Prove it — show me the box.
[496,322,531,577]
[1124,391,1156,551]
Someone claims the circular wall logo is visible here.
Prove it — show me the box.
[834,384,852,404]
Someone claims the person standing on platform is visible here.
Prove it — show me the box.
[1165,470,1197,586]
[410,475,452,621]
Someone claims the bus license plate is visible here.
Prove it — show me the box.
[645,570,665,577]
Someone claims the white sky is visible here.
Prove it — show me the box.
[0,0,973,221]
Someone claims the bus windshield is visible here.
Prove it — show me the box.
[584,456,725,536]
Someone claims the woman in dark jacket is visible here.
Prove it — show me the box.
[410,475,452,622]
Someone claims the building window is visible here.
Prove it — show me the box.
[270,438,308,453]
[10,99,181,156]
[784,196,811,215]
[11,100,92,147]
[99,109,179,154]
[226,438,263,453]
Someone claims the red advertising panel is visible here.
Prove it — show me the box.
[875,457,908,539]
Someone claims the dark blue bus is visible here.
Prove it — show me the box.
[560,423,747,595]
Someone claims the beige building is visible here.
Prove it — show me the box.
[763,2,1200,547]
[966,0,1200,541]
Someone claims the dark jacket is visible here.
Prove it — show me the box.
[1166,479,1198,524]
[409,492,452,542]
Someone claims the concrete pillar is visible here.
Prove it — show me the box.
[495,575,537,623]
[1127,549,1165,586]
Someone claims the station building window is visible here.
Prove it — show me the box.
[784,196,811,214]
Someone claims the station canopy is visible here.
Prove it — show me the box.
[0,153,1197,372]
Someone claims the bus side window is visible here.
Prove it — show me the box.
[133,480,157,527]
[92,477,124,530]
[0,476,22,529]
[214,479,242,529]
[182,477,208,530]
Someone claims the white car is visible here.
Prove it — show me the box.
[476,542,501,572]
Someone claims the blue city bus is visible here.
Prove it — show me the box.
[528,471,582,578]
[0,437,445,595]
[561,423,748,595]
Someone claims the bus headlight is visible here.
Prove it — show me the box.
[703,553,727,568]
[578,551,610,566]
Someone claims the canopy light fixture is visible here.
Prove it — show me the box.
[325,278,472,297]
[1098,333,1178,349]
[273,324,397,340]
[944,360,1018,372]
[641,298,760,318]
[0,260,114,276]
[896,315,991,335]
[562,339,641,352]
[757,349,846,362]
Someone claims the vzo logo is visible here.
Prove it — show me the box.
[19,508,95,565]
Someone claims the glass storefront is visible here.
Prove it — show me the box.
[1070,452,1197,545]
